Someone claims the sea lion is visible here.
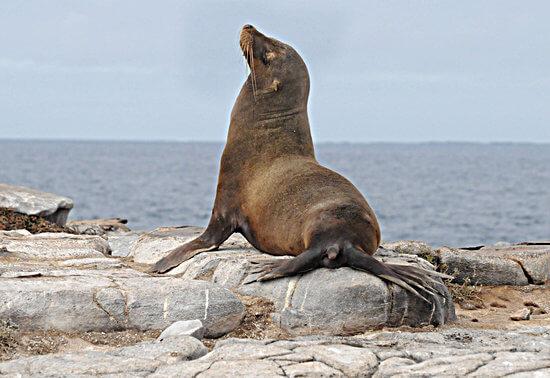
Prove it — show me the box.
[151,24,449,300]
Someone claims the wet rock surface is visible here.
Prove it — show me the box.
[1,327,549,377]
[0,184,73,226]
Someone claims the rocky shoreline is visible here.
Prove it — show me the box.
[1,183,549,376]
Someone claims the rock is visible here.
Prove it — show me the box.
[0,229,31,237]
[0,232,110,260]
[108,231,142,257]
[437,246,529,285]
[0,335,207,376]
[130,226,250,264]
[2,327,550,376]
[382,240,435,259]
[292,343,378,376]
[0,274,244,337]
[435,244,550,286]
[386,241,550,286]
[154,246,456,334]
[471,351,550,377]
[0,183,74,226]
[510,308,532,321]
[158,319,205,341]
[283,361,343,377]
[377,353,495,376]
[149,327,550,377]
[59,257,123,269]
[67,218,130,235]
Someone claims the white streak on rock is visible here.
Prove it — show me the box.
[283,278,298,310]
[163,297,169,320]
[203,289,210,320]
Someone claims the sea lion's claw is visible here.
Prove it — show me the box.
[245,259,286,283]
[242,275,260,285]
[256,271,284,281]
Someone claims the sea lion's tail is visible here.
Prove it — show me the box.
[345,247,452,302]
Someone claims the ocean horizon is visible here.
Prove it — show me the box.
[1,139,549,247]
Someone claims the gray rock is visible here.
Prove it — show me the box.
[0,274,244,337]
[386,241,550,286]
[382,240,434,258]
[0,335,207,376]
[2,327,550,377]
[293,344,378,376]
[59,257,123,269]
[437,246,528,285]
[130,226,250,264]
[471,351,550,377]
[436,244,550,285]
[67,217,130,235]
[108,231,142,257]
[0,229,31,237]
[160,247,456,334]
[378,353,495,376]
[159,327,550,377]
[283,361,343,377]
[202,340,292,362]
[158,319,205,341]
[0,232,110,260]
[488,244,550,284]
[510,308,532,321]
[0,183,74,226]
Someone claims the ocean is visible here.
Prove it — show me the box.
[1,140,548,247]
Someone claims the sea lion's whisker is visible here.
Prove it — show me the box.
[249,45,258,100]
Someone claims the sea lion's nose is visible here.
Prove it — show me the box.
[242,24,254,30]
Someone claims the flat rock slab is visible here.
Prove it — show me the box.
[0,335,207,376]
[0,183,73,226]
[67,217,131,235]
[107,231,142,257]
[0,271,244,337]
[4,327,548,377]
[437,244,550,286]
[146,246,457,334]
[130,226,250,264]
[384,240,550,286]
[0,232,110,260]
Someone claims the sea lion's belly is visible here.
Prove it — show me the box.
[240,156,378,256]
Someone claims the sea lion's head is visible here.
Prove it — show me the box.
[239,24,309,110]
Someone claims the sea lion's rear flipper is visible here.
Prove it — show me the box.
[245,248,323,283]
[345,247,452,302]
[150,220,234,274]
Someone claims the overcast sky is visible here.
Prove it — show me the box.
[1,1,549,143]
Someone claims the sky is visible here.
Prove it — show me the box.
[1,1,549,143]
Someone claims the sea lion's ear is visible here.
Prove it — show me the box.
[271,79,281,92]
[259,79,281,96]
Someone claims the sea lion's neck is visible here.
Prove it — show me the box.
[224,81,315,162]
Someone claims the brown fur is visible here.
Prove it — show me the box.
[151,25,449,302]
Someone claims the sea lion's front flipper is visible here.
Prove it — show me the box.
[245,248,323,283]
[150,219,233,273]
